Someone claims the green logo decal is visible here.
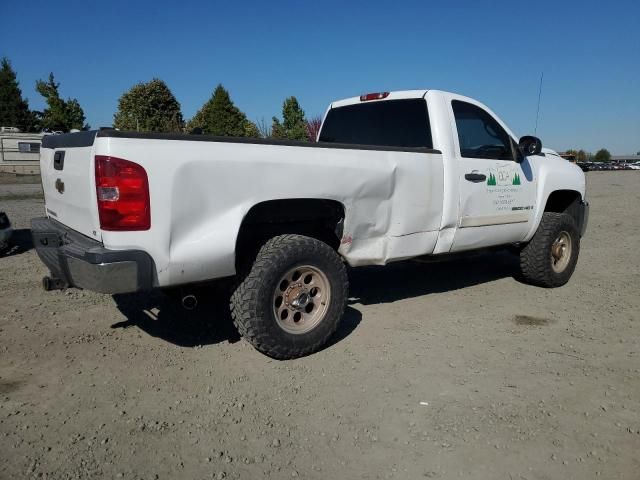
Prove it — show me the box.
[486,167,522,187]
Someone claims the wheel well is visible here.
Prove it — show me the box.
[235,199,345,272]
[544,190,582,225]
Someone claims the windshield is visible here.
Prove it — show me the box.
[319,99,433,149]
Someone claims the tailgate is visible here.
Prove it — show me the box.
[40,132,101,241]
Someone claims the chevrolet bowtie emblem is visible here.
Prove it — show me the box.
[55,178,65,194]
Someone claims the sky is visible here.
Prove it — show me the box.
[2,0,639,154]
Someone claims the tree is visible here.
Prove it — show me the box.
[270,117,285,139]
[188,84,253,137]
[0,58,35,131]
[256,117,272,138]
[576,149,587,162]
[563,148,590,163]
[594,148,611,163]
[113,79,183,132]
[244,120,261,138]
[564,149,577,160]
[35,73,88,131]
[271,96,307,141]
[306,116,322,142]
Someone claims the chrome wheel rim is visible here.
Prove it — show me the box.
[551,231,572,273]
[273,265,331,334]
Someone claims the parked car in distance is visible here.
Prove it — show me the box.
[0,126,21,133]
[32,89,589,359]
[577,162,591,172]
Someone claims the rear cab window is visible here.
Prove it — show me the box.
[319,99,433,149]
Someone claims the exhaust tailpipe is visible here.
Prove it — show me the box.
[181,294,198,310]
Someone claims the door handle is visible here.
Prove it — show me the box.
[465,172,486,182]
[54,151,65,170]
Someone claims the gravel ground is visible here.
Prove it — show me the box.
[1,172,639,480]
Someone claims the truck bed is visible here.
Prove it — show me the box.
[39,130,445,287]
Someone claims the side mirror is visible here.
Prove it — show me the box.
[518,135,542,156]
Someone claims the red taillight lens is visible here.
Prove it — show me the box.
[95,155,150,231]
[360,92,389,101]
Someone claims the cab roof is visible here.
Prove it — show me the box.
[330,90,429,109]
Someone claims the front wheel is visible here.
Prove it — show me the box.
[519,212,580,287]
[231,234,348,359]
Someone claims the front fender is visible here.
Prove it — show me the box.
[525,157,586,241]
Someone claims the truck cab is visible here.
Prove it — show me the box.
[319,90,587,254]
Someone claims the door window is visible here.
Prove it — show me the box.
[452,100,514,160]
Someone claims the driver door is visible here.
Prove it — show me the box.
[450,100,536,252]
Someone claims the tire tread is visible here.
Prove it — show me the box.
[230,234,348,359]
[520,212,580,288]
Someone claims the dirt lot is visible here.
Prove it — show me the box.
[1,172,639,480]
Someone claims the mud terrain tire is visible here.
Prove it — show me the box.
[520,212,580,287]
[231,234,348,359]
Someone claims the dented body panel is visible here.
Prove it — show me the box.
[96,137,445,286]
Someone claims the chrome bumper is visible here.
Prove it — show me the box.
[31,217,154,294]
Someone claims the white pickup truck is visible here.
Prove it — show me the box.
[32,89,588,359]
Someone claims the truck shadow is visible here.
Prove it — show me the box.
[111,289,240,348]
[110,250,515,350]
[348,250,520,305]
[111,289,361,351]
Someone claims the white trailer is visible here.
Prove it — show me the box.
[0,131,44,174]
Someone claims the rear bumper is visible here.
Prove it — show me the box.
[31,217,154,294]
[577,200,589,237]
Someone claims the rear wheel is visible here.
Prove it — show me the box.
[231,234,348,359]
[519,212,580,287]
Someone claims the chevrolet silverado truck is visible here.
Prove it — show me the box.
[32,90,588,359]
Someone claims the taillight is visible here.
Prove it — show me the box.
[360,92,389,101]
[95,155,150,231]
